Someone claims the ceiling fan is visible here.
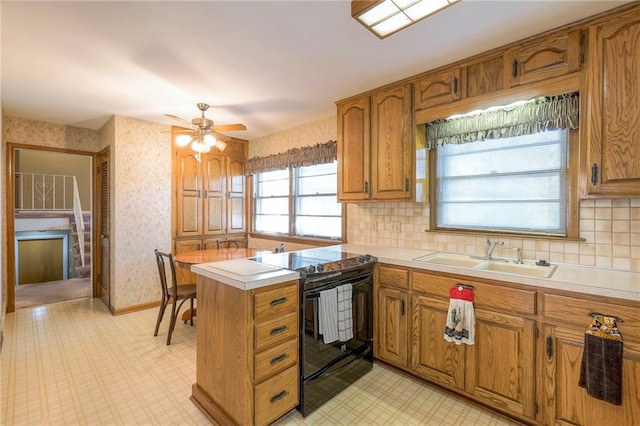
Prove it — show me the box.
[165,103,247,155]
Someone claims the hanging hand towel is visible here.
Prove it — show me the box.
[578,314,623,405]
[337,284,353,342]
[319,287,338,344]
[443,286,475,345]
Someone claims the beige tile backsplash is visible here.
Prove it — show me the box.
[347,199,640,272]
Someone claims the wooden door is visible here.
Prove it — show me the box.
[585,11,640,197]
[175,149,202,237]
[414,68,462,110]
[542,325,640,425]
[506,29,582,87]
[337,96,371,201]
[202,154,225,235]
[466,309,536,419]
[96,148,110,309]
[227,157,246,233]
[377,287,408,367]
[410,295,465,389]
[371,83,413,200]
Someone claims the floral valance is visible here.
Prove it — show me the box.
[246,140,337,175]
[425,92,579,149]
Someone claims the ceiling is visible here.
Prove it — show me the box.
[1,0,629,141]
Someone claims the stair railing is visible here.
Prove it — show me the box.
[72,177,86,267]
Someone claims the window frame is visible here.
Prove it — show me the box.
[428,128,580,239]
[250,163,345,244]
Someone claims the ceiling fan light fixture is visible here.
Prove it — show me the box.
[352,0,460,39]
[191,139,211,154]
[176,134,192,147]
[204,134,217,146]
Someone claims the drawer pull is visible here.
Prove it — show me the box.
[270,325,288,335]
[270,353,289,365]
[270,390,289,404]
[270,297,288,307]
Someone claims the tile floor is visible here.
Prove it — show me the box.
[1,298,522,425]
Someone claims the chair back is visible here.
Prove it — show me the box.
[216,239,248,249]
[275,243,285,253]
[155,249,178,299]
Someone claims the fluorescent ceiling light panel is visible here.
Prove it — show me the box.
[353,0,461,38]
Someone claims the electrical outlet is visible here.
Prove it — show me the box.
[371,222,378,231]
[391,221,401,233]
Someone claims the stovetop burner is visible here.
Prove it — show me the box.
[250,248,376,278]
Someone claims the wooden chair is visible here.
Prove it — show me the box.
[154,249,196,345]
[216,239,248,249]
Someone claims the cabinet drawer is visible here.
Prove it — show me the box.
[255,339,298,383]
[378,265,409,290]
[412,271,536,315]
[254,284,298,322]
[543,293,640,337]
[255,365,299,426]
[255,313,298,352]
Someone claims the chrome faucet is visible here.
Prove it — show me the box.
[485,237,503,260]
[513,247,524,264]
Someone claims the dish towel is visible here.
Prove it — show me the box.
[578,314,623,405]
[318,287,338,344]
[443,285,475,345]
[337,284,353,342]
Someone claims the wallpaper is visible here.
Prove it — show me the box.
[249,115,336,158]
[3,116,99,152]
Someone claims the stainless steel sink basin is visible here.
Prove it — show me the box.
[413,253,557,278]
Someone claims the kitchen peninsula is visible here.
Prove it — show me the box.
[189,244,639,426]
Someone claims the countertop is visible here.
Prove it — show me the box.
[189,243,639,300]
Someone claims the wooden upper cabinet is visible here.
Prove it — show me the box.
[414,68,462,110]
[506,29,583,87]
[371,84,413,200]
[227,158,246,233]
[175,150,202,237]
[465,55,504,98]
[337,96,371,201]
[584,9,640,197]
[202,155,225,236]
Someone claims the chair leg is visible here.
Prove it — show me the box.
[189,298,194,326]
[167,301,178,345]
[154,297,167,337]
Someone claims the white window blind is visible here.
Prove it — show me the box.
[436,130,568,235]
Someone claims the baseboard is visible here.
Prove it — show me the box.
[112,300,160,315]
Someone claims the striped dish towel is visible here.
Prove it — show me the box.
[337,284,353,342]
[319,288,338,344]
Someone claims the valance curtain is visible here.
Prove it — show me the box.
[246,140,337,175]
[425,92,579,149]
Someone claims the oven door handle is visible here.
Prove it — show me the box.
[306,344,372,383]
[304,276,372,299]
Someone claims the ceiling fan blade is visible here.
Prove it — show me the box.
[165,114,193,127]
[212,123,247,132]
[210,130,231,142]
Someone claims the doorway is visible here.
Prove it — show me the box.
[6,144,96,312]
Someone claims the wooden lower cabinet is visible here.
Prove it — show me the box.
[376,287,409,367]
[410,294,465,389]
[191,278,299,426]
[466,309,536,418]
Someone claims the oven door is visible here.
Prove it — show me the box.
[301,272,373,379]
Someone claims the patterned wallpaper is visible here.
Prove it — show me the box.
[3,116,99,151]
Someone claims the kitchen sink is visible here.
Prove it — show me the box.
[413,253,557,278]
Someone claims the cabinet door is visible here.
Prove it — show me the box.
[585,12,640,197]
[371,84,413,200]
[506,29,582,87]
[202,154,225,236]
[465,56,504,98]
[337,96,371,201]
[466,309,536,419]
[542,325,640,426]
[414,68,462,110]
[377,287,408,367]
[175,149,202,237]
[410,295,465,389]
[227,157,246,233]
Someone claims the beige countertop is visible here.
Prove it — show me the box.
[191,259,300,290]
[328,243,640,301]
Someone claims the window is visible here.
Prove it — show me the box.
[253,161,342,240]
[435,130,569,236]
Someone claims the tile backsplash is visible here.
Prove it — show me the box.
[347,199,640,272]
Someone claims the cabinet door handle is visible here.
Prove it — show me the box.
[400,300,405,316]
[270,325,288,335]
[204,190,208,199]
[591,163,598,185]
[404,178,410,192]
[270,297,288,306]
[364,181,369,194]
[197,189,201,198]
[453,76,458,94]
[512,59,518,78]
[270,353,289,365]
[270,390,289,404]
[546,336,554,359]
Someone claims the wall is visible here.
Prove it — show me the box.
[110,116,171,309]
[248,115,336,251]
[252,115,640,273]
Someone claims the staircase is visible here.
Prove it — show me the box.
[70,212,91,278]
